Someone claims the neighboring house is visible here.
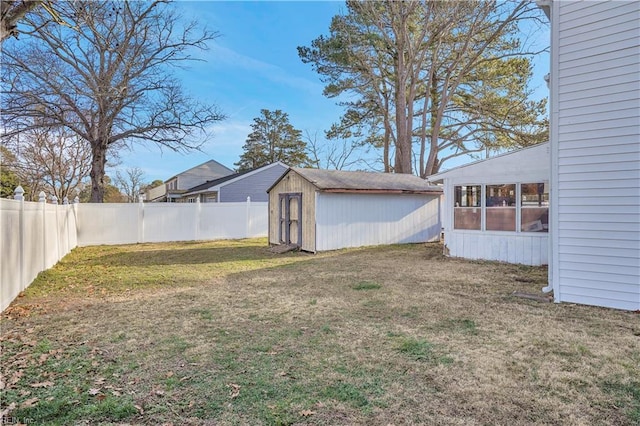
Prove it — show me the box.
[267,168,442,253]
[428,142,550,266]
[181,162,288,203]
[538,1,639,310]
[145,159,234,202]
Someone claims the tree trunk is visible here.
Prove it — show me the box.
[89,142,107,203]
[394,51,412,174]
[0,1,42,44]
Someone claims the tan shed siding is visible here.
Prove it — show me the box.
[555,1,640,310]
[268,171,317,252]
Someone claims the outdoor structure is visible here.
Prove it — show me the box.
[181,162,288,203]
[145,159,234,202]
[267,168,442,253]
[538,0,639,310]
[428,143,550,266]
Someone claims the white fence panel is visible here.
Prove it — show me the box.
[77,203,140,246]
[144,203,198,243]
[76,200,269,246]
[248,203,269,237]
[1,197,78,312]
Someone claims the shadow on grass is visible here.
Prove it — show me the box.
[85,245,308,267]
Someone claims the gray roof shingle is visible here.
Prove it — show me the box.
[291,168,441,194]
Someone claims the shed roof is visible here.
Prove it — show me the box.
[270,168,442,194]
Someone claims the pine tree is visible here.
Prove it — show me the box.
[235,109,310,171]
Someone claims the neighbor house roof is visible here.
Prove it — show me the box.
[165,159,234,183]
[269,168,442,194]
[183,162,288,196]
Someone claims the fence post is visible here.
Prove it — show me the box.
[138,195,144,243]
[195,196,201,241]
[39,191,47,273]
[14,187,25,291]
[246,196,251,238]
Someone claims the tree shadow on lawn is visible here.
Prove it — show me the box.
[84,244,312,267]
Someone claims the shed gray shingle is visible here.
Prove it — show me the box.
[290,168,441,194]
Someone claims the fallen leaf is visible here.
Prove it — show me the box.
[10,371,24,386]
[97,394,106,401]
[0,402,16,417]
[38,353,49,364]
[88,388,101,396]
[135,404,144,414]
[299,409,316,417]
[20,397,39,408]
[94,377,106,385]
[227,383,240,399]
[30,381,54,388]
[154,389,165,396]
[314,401,325,408]
[166,371,174,378]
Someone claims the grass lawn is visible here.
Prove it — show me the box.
[1,238,639,425]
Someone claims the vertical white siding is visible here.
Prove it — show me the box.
[553,1,640,310]
[314,193,440,252]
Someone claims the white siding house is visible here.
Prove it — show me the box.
[541,0,640,310]
[428,143,550,266]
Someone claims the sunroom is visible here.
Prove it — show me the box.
[428,143,549,266]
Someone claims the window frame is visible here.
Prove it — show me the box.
[452,182,549,234]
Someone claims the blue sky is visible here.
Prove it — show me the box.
[113,1,549,183]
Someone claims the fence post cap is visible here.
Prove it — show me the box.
[74,196,80,204]
[63,196,69,205]
[51,195,59,204]
[38,191,47,202]
[13,186,24,199]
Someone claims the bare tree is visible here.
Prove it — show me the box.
[6,127,92,201]
[1,1,225,202]
[0,1,42,43]
[304,130,365,170]
[1,1,70,44]
[115,166,146,203]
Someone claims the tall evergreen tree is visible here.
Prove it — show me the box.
[299,0,547,176]
[235,109,310,171]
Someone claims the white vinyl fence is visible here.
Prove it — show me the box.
[76,199,268,246]
[1,191,78,312]
[1,191,268,312]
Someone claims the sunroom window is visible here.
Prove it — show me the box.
[486,184,516,231]
[454,185,481,230]
[521,183,549,232]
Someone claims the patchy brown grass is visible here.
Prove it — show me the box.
[2,238,639,425]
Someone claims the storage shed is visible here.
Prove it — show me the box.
[428,143,550,266]
[267,168,442,252]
